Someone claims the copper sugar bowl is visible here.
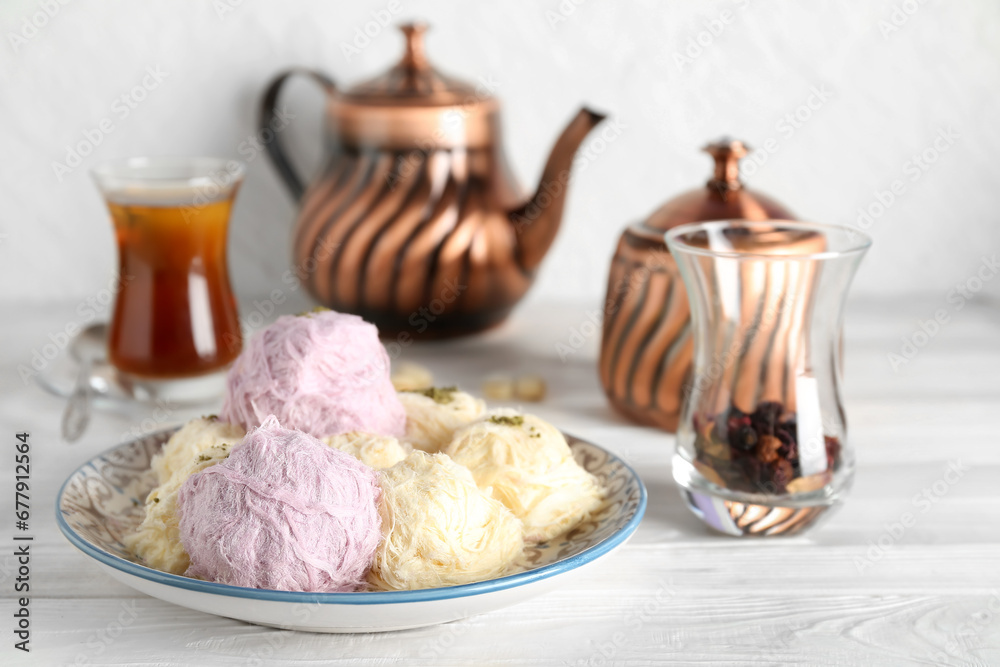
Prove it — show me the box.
[599,138,796,432]
[259,23,605,338]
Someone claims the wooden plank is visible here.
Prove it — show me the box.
[25,593,1000,666]
[9,541,999,601]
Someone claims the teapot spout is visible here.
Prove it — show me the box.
[510,107,606,272]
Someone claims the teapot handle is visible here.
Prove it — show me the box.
[258,68,336,202]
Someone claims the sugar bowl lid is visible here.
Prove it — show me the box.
[331,23,497,148]
[643,138,795,231]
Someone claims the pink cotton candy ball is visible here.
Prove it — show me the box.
[220,310,405,438]
[177,415,382,592]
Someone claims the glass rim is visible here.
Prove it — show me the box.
[664,219,873,261]
[90,156,247,192]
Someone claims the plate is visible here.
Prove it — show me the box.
[56,427,647,633]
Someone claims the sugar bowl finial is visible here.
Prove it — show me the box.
[703,137,749,197]
[399,22,429,69]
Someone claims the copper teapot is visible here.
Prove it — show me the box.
[259,23,605,337]
[599,138,796,432]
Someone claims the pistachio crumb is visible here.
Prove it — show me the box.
[488,415,525,427]
[409,386,458,405]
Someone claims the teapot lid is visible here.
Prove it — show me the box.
[643,137,795,231]
[343,24,490,107]
[331,23,498,148]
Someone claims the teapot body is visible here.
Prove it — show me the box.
[260,25,605,338]
[292,136,533,338]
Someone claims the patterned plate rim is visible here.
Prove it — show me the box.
[56,428,647,606]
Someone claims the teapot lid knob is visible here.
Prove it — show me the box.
[399,23,429,70]
[702,137,748,196]
[333,21,499,148]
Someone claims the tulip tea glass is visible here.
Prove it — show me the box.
[92,157,245,396]
[665,221,871,536]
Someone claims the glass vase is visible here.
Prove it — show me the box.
[665,220,871,536]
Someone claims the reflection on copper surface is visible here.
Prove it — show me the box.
[600,139,796,432]
[260,24,605,337]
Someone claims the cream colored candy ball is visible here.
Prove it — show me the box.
[125,443,232,575]
[398,387,486,453]
[390,362,434,391]
[321,432,411,469]
[368,451,524,591]
[444,413,604,544]
[151,417,245,485]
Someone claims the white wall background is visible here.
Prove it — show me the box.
[1,0,998,309]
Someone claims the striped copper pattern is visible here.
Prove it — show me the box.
[599,139,795,432]
[600,225,692,431]
[290,106,603,337]
[724,501,827,536]
[684,228,827,416]
[293,144,528,336]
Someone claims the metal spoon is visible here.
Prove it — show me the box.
[61,323,108,442]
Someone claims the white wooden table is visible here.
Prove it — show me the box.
[2,296,998,666]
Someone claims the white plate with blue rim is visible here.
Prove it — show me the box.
[56,427,647,633]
